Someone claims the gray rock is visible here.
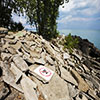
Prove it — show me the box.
[67,83,79,98]
[63,53,70,60]
[59,66,78,86]
[0,82,10,100]
[13,55,29,71]
[32,73,71,100]
[33,58,46,65]
[1,52,12,61]
[2,62,23,93]
[71,69,89,92]
[46,55,54,65]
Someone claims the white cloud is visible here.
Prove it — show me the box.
[59,0,75,12]
[59,0,100,16]
[12,13,27,24]
[57,15,72,23]
[58,16,100,24]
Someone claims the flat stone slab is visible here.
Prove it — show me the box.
[32,73,71,100]
[13,55,29,71]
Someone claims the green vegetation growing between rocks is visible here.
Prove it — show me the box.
[60,33,79,53]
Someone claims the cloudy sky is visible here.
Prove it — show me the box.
[12,0,100,30]
[58,0,100,30]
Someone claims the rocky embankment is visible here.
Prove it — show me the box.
[0,27,100,100]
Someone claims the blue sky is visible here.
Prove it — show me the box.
[58,0,100,30]
[12,0,100,30]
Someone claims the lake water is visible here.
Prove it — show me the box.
[59,29,100,50]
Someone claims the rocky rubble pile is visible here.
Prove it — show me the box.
[0,27,100,100]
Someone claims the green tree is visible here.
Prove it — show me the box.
[0,0,24,31]
[16,0,69,39]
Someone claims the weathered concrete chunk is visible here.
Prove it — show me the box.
[13,55,29,71]
[71,69,89,92]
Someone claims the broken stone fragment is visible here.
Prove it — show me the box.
[67,83,79,98]
[43,41,55,56]
[0,34,6,38]
[43,41,64,65]
[0,27,8,34]
[31,73,71,100]
[75,93,88,100]
[0,82,10,100]
[21,48,30,58]
[67,60,75,67]
[71,69,89,92]
[34,47,42,54]
[33,58,46,65]
[7,47,17,54]
[10,41,22,50]
[1,52,12,61]
[88,89,98,100]
[55,53,64,65]
[30,50,41,58]
[5,35,15,39]
[51,43,60,52]
[4,38,17,44]
[63,53,70,60]
[45,55,54,65]
[2,62,23,93]
[13,55,29,71]
[20,74,38,100]
[82,64,90,72]
[10,62,23,83]
[23,55,35,64]
[72,51,82,61]
[21,43,30,54]
[59,66,78,86]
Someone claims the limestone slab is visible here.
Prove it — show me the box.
[31,73,71,100]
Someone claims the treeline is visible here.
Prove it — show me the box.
[0,0,69,39]
[0,0,24,31]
